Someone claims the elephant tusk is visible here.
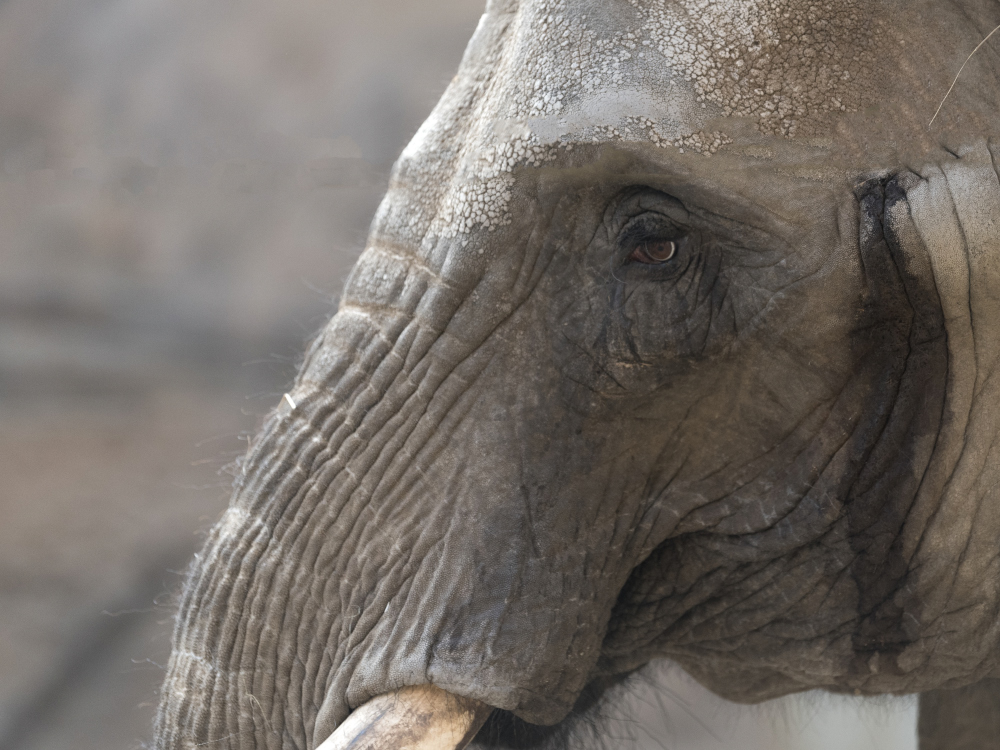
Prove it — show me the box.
[315,684,493,750]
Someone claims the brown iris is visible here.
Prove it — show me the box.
[628,239,677,265]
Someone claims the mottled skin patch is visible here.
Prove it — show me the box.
[630,0,888,136]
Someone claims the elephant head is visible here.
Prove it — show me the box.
[154,0,1000,748]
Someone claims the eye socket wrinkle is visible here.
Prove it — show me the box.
[607,183,791,267]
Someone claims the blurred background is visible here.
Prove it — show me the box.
[0,0,917,747]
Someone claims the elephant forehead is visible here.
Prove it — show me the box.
[390,0,901,245]
[498,0,891,139]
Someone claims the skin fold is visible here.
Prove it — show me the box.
[153,1,1000,748]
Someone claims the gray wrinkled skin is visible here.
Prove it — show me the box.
[154,1,1000,748]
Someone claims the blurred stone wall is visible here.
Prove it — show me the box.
[0,0,916,748]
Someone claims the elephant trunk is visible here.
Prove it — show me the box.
[153,203,492,747]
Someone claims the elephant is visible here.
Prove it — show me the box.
[153,0,1000,748]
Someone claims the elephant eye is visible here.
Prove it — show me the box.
[614,200,689,271]
[628,239,677,265]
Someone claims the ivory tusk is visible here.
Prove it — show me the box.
[316,684,493,750]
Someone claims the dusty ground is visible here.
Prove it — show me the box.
[0,1,916,748]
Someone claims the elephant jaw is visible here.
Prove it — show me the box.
[316,685,492,750]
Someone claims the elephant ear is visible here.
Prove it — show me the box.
[879,141,1000,683]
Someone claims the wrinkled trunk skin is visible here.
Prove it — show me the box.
[154,1,1000,749]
